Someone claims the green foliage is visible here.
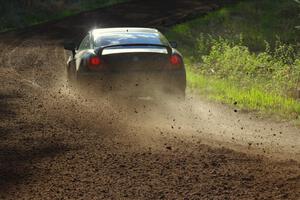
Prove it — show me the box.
[199,39,299,97]
[165,0,300,119]
[193,37,300,117]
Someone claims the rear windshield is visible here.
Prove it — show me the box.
[93,32,169,47]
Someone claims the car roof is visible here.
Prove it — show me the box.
[91,28,159,35]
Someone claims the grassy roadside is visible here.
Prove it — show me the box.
[0,0,131,33]
[188,72,300,119]
[166,0,300,121]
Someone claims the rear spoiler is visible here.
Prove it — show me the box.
[95,44,173,56]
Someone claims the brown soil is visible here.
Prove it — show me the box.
[0,1,299,199]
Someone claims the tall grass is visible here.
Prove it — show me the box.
[199,39,300,95]
[188,70,300,119]
[166,0,300,120]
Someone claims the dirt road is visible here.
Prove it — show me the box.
[0,1,299,199]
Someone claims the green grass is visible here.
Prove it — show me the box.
[0,0,131,32]
[188,71,300,119]
[165,0,300,120]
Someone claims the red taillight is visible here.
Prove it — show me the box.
[90,56,101,65]
[170,54,181,65]
[88,56,102,70]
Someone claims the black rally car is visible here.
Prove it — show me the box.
[64,28,186,98]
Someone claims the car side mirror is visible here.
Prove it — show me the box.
[170,41,178,48]
[64,42,76,57]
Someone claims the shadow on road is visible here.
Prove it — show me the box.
[0,94,17,119]
[0,138,71,194]
[0,90,74,196]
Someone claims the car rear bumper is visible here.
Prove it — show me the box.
[76,70,186,96]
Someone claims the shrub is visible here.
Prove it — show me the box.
[200,39,300,96]
[165,0,300,118]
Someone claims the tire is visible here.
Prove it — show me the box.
[67,65,78,88]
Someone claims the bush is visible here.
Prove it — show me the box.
[165,0,300,118]
[200,39,300,96]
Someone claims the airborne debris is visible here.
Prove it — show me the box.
[166,146,172,150]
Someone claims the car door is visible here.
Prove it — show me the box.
[75,34,92,71]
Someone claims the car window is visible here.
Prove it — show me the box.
[78,35,91,50]
[93,32,169,47]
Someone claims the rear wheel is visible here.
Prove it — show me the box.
[67,65,78,88]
